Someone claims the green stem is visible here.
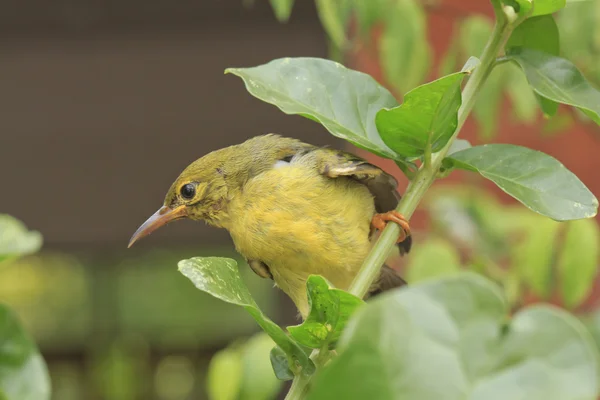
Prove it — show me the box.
[348,6,515,299]
[285,347,332,400]
[285,372,311,400]
[285,3,520,399]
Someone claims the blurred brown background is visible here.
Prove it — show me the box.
[1,1,336,399]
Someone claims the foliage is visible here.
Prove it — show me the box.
[182,1,600,399]
[207,332,282,400]
[308,274,598,400]
[424,186,600,310]
[0,215,50,400]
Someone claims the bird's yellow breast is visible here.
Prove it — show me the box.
[226,163,375,316]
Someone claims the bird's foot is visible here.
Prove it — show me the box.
[371,211,411,243]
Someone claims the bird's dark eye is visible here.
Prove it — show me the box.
[180,183,196,199]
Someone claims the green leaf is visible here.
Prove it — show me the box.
[308,273,600,400]
[269,346,294,381]
[0,305,50,400]
[444,144,598,221]
[459,16,503,138]
[226,57,403,160]
[379,0,431,95]
[0,215,42,264]
[506,15,559,55]
[207,347,243,400]
[532,0,566,16]
[287,275,363,349]
[508,48,600,124]
[473,64,507,139]
[354,0,385,35]
[406,238,461,283]
[269,0,295,22]
[376,71,469,158]
[238,333,282,400]
[315,0,351,49]
[511,214,561,297]
[505,63,539,123]
[558,219,600,308]
[506,15,561,117]
[178,257,315,376]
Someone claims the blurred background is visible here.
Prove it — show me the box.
[1,0,600,399]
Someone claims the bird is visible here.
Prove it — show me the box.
[128,134,411,318]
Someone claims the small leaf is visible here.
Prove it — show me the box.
[0,305,50,400]
[531,0,567,16]
[314,0,351,49]
[207,348,243,400]
[287,275,363,349]
[444,144,598,221]
[308,273,599,400]
[226,58,403,160]
[269,347,294,381]
[558,219,600,308]
[473,64,507,139]
[379,0,432,95]
[269,0,295,22]
[508,48,600,125]
[506,15,561,117]
[506,15,559,55]
[376,71,469,158]
[238,333,282,400]
[505,64,542,123]
[406,238,461,283]
[459,16,502,138]
[354,0,385,35]
[511,214,561,297]
[0,215,42,263]
[178,257,315,376]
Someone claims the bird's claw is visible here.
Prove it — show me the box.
[371,211,411,243]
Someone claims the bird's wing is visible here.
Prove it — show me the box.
[313,147,412,255]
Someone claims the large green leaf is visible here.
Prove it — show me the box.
[226,58,402,160]
[178,257,315,376]
[308,273,599,400]
[444,144,598,221]
[0,215,42,264]
[287,275,363,349]
[379,0,431,95]
[376,70,471,158]
[557,219,600,308]
[508,48,600,124]
[269,0,295,22]
[0,305,50,400]
[532,0,566,16]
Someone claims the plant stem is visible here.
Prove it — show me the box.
[285,4,519,399]
[348,6,515,299]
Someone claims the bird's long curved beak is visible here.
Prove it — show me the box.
[128,205,188,248]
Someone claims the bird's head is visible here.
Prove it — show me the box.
[128,148,231,248]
